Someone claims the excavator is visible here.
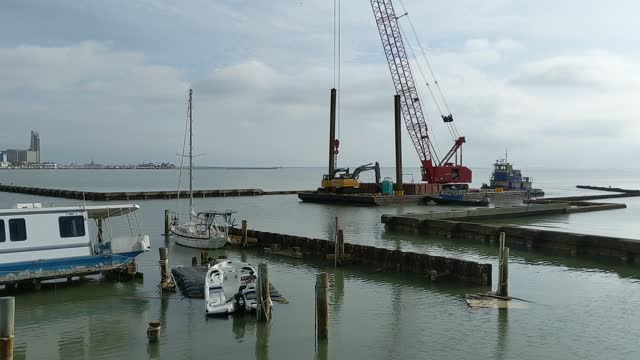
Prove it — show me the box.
[320,162,381,193]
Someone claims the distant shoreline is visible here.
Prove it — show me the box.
[0,166,284,170]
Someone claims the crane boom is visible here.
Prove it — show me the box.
[369,0,472,184]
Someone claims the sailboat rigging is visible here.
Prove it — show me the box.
[170,89,234,249]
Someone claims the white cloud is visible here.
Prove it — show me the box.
[511,52,640,90]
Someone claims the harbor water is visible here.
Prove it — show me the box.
[0,168,639,359]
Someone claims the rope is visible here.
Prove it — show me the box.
[175,94,190,216]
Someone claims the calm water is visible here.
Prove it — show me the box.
[1,168,640,360]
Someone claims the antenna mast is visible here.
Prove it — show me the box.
[188,89,194,211]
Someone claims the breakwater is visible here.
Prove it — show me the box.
[382,216,640,263]
[229,228,492,285]
[0,184,306,200]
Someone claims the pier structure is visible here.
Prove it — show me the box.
[0,184,304,200]
[229,228,492,285]
[382,202,639,263]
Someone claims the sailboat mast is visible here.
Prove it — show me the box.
[189,89,194,210]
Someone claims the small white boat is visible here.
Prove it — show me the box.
[205,260,270,316]
[170,89,237,249]
[0,203,150,285]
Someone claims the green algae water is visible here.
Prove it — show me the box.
[1,168,639,359]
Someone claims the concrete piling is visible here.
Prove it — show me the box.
[256,263,270,322]
[315,273,329,340]
[0,297,15,360]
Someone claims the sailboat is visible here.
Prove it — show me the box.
[169,89,234,249]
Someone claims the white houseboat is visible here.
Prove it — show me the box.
[0,203,150,285]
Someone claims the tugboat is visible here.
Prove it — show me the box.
[481,158,544,197]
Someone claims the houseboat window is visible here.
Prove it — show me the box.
[59,216,86,238]
[0,220,5,242]
[9,219,27,241]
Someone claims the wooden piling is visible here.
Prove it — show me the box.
[315,273,329,340]
[241,220,248,247]
[0,297,15,360]
[500,248,509,297]
[164,209,170,236]
[256,263,271,322]
[159,248,175,292]
[496,232,509,297]
[497,232,505,295]
[147,320,161,343]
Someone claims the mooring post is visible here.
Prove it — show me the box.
[501,248,509,297]
[315,273,329,340]
[147,320,161,343]
[0,297,15,360]
[256,263,270,322]
[241,219,248,247]
[393,94,403,195]
[156,248,175,292]
[497,232,505,295]
[164,209,170,236]
[497,232,510,297]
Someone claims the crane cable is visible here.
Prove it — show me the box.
[397,22,444,162]
[397,0,460,140]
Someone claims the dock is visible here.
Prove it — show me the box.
[382,201,639,262]
[0,184,307,200]
[229,228,492,285]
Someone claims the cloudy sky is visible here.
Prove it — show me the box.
[1,0,639,168]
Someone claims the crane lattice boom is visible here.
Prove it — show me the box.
[369,0,472,184]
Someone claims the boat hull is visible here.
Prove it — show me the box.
[172,232,228,249]
[0,252,143,284]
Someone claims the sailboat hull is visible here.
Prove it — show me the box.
[171,230,228,249]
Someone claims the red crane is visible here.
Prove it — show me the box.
[369,0,472,184]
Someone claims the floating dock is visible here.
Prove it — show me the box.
[0,184,306,200]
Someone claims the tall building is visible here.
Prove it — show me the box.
[29,130,40,163]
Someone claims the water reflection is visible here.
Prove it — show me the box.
[255,321,271,360]
[315,339,328,360]
[496,309,509,360]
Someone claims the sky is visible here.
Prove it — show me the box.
[1,0,639,168]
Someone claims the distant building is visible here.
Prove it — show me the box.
[29,130,40,163]
[3,130,41,166]
[0,152,8,168]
